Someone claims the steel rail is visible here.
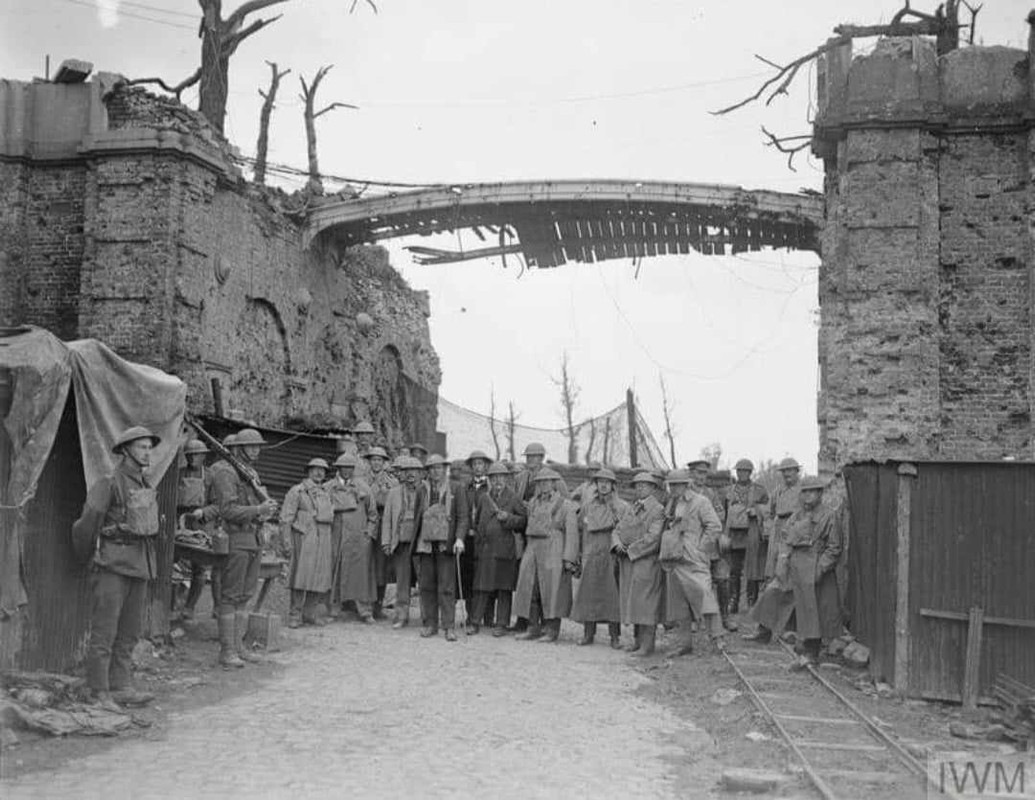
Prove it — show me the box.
[774,640,962,800]
[721,649,840,800]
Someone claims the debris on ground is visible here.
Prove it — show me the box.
[745,730,771,742]
[720,767,785,793]
[1,673,132,738]
[949,721,1010,742]
[711,688,742,706]
[841,641,870,668]
[992,674,1035,750]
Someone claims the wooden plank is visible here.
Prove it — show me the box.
[816,770,903,783]
[774,714,861,725]
[794,741,887,753]
[962,606,984,710]
[894,468,913,693]
[919,608,1035,629]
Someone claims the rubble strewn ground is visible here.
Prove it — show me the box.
[0,592,1025,797]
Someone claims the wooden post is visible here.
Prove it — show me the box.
[211,377,224,417]
[626,388,638,469]
[894,462,917,694]
[962,606,984,710]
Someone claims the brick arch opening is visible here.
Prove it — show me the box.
[372,344,410,447]
[231,297,293,415]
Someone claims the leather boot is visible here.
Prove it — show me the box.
[236,613,263,663]
[608,622,621,649]
[539,619,560,643]
[728,573,741,615]
[218,614,244,669]
[111,687,155,707]
[718,580,738,631]
[624,625,642,653]
[633,625,656,657]
[746,579,760,610]
[372,586,387,620]
[577,622,596,646]
[515,620,546,641]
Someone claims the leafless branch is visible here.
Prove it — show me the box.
[760,125,812,172]
[226,13,283,51]
[125,68,202,100]
[349,0,378,13]
[488,389,502,461]
[715,2,969,116]
[658,374,678,469]
[314,101,358,118]
[551,352,582,465]
[225,0,289,33]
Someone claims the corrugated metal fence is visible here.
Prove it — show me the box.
[844,460,1035,703]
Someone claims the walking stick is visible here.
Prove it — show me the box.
[455,548,467,638]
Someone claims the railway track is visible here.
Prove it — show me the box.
[723,641,954,800]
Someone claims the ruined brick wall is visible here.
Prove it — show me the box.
[815,39,1035,471]
[0,80,439,445]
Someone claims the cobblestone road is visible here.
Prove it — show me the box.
[4,616,716,799]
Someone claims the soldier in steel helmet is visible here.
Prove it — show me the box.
[362,444,397,619]
[687,459,735,632]
[413,454,468,640]
[470,461,526,636]
[462,449,493,632]
[72,426,162,711]
[280,458,336,628]
[513,467,579,643]
[209,428,278,667]
[325,453,378,623]
[725,458,769,621]
[176,438,220,621]
[380,455,426,629]
[613,472,667,656]
[570,467,626,648]
[776,476,843,670]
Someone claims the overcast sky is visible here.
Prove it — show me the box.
[4,0,1032,471]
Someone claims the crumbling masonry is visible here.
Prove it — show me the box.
[815,36,1035,471]
[0,77,440,447]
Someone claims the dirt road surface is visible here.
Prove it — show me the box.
[3,619,721,799]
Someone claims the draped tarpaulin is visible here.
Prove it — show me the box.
[0,327,186,617]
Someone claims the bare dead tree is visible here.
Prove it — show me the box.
[713,1,975,116]
[506,401,519,462]
[602,417,612,465]
[584,418,598,465]
[126,0,376,136]
[488,388,502,461]
[254,61,290,185]
[759,126,812,172]
[658,373,678,469]
[299,65,358,194]
[552,352,581,465]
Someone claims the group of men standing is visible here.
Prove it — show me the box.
[77,421,844,715]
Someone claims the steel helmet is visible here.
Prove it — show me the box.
[410,442,429,454]
[396,455,425,471]
[352,421,375,434]
[800,476,829,491]
[184,439,209,456]
[487,462,511,476]
[632,471,659,486]
[333,453,358,468]
[425,454,448,468]
[112,426,160,453]
[363,446,389,460]
[523,443,546,457]
[222,433,238,447]
[666,469,691,484]
[777,457,801,472]
[235,428,267,447]
[306,457,330,471]
[465,450,493,465]
[593,468,617,483]
[734,458,754,472]
[532,467,561,482]
[686,459,710,470]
